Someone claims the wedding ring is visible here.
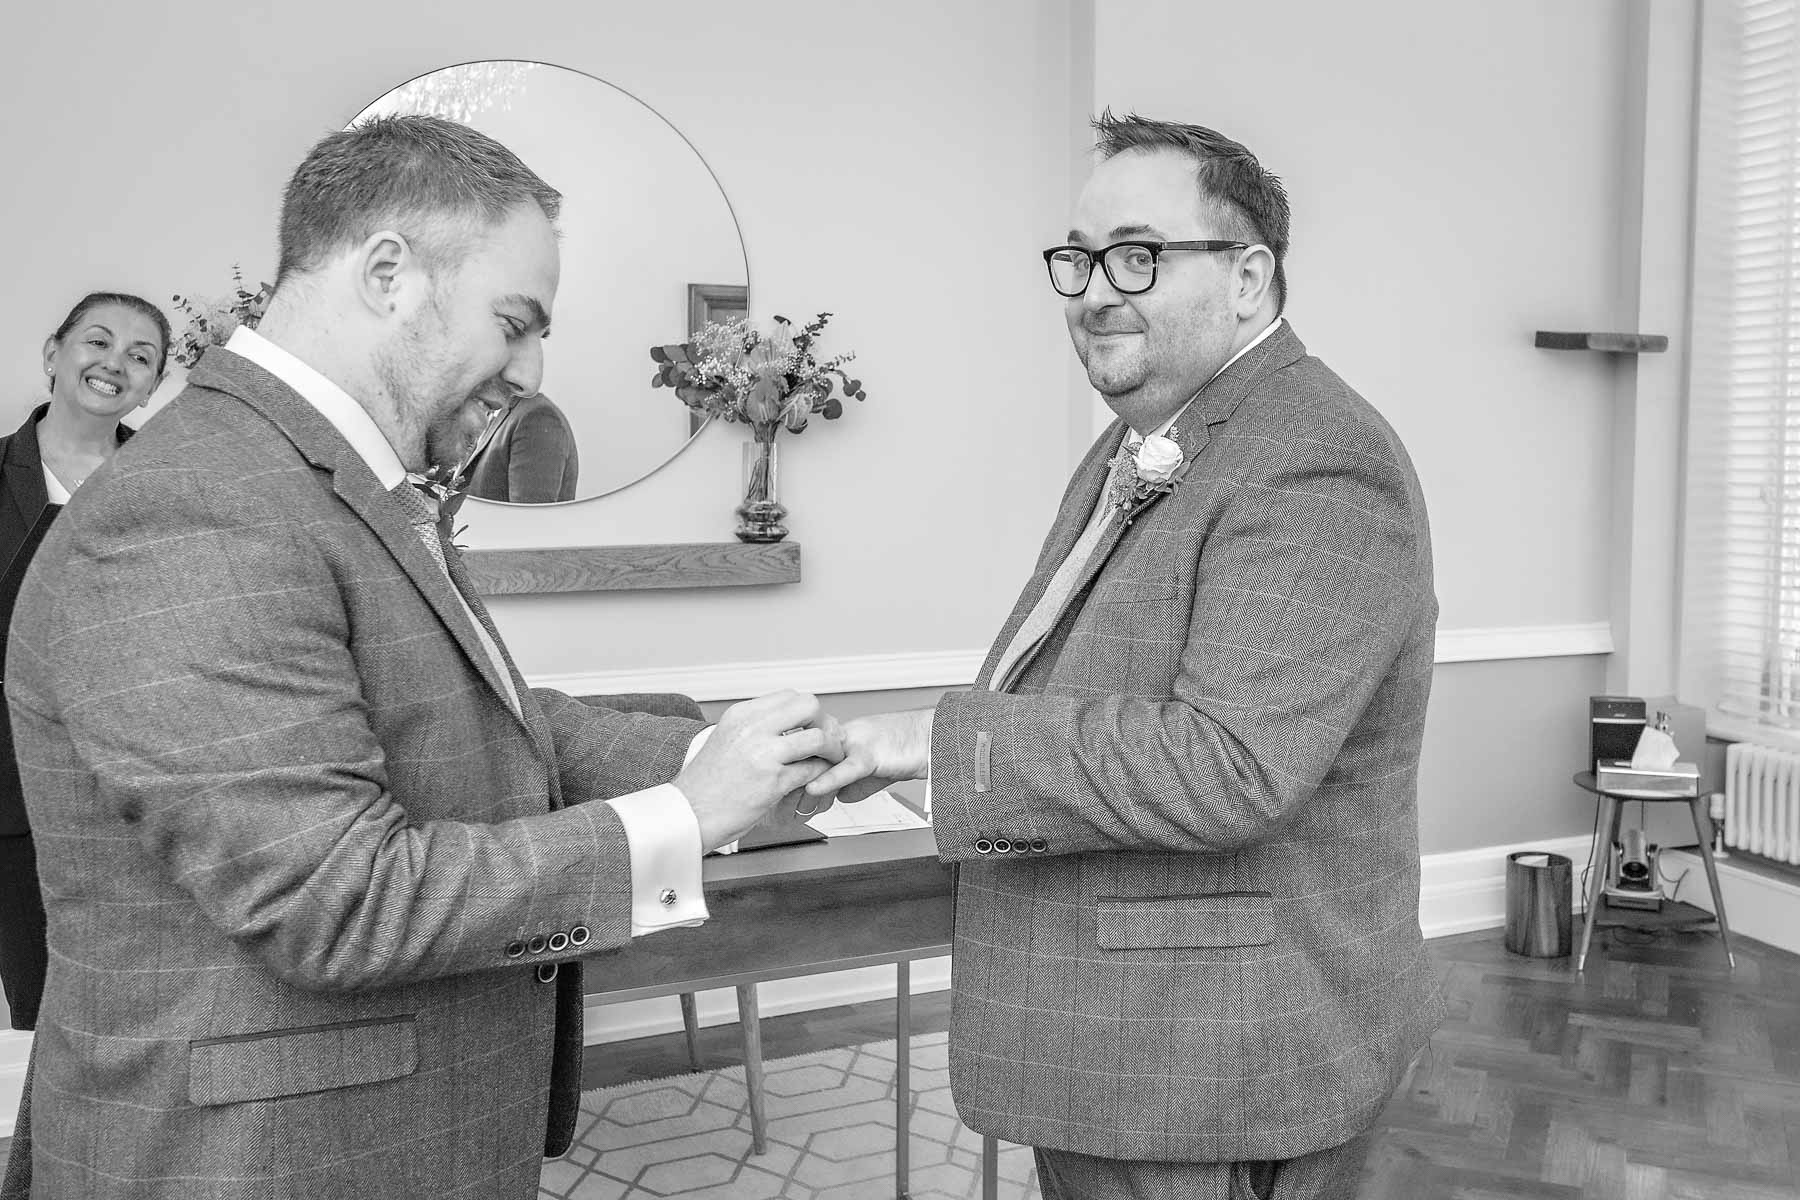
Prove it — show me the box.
[795,794,828,819]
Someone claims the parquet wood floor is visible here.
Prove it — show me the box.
[1364,927,1799,1198]
[5,926,1786,1197]
[587,925,1799,1198]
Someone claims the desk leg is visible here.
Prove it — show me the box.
[982,1135,999,1200]
[1688,797,1737,970]
[1577,794,1621,971]
[896,959,910,1199]
[735,985,767,1155]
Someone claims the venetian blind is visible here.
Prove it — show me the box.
[1682,0,1800,740]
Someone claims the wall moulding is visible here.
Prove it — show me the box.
[530,621,1614,703]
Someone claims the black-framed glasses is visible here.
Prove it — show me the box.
[1042,239,1248,298]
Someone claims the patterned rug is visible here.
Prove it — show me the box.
[538,1031,1041,1199]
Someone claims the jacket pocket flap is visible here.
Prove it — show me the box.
[1096,892,1275,950]
[1090,577,1179,604]
[188,1014,417,1106]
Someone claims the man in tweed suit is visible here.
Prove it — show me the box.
[811,113,1444,1199]
[1,115,839,1199]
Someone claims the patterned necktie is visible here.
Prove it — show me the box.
[987,441,1139,692]
[389,481,524,717]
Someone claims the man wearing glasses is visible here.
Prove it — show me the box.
[811,111,1442,1199]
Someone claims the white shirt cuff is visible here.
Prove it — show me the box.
[604,728,712,936]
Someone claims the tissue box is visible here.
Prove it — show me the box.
[1596,759,1699,799]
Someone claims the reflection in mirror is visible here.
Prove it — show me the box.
[351,61,748,504]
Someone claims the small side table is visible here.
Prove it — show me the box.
[1571,771,1735,971]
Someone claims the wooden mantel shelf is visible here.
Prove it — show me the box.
[463,541,801,596]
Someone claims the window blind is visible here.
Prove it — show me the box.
[1681,0,1800,742]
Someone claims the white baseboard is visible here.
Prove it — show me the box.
[1661,849,1800,956]
[0,829,1609,1138]
[530,622,1613,702]
[0,1029,28,1140]
[584,957,955,1049]
[1417,833,1596,938]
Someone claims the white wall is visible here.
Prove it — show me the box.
[0,0,1704,1026]
[1087,0,1697,852]
[1,0,1083,679]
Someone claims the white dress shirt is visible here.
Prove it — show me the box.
[225,327,709,935]
[41,465,71,505]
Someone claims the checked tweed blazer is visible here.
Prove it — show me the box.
[930,322,1445,1164]
[3,350,702,1199]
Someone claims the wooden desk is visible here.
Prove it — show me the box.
[585,827,999,1199]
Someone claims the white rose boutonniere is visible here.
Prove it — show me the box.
[1105,428,1194,520]
[1134,434,1183,482]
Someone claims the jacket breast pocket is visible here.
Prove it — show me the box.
[1089,577,1179,605]
[187,1014,418,1106]
[1095,892,1275,950]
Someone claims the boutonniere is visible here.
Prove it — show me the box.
[1106,431,1193,522]
[417,467,470,551]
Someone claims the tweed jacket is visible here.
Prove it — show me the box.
[2,351,701,1199]
[463,391,579,504]
[931,323,1445,1164]
[0,403,131,1031]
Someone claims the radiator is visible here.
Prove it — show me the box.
[1725,742,1800,863]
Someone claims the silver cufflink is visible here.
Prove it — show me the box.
[658,888,678,908]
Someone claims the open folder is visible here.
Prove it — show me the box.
[713,787,930,854]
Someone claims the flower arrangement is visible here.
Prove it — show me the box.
[649,312,868,443]
[170,267,273,368]
[649,312,869,542]
[1106,432,1191,523]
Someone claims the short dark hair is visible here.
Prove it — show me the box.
[275,113,562,283]
[50,292,173,374]
[1092,110,1291,315]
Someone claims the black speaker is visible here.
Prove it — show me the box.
[1589,695,1646,775]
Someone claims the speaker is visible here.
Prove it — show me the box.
[1589,694,1646,775]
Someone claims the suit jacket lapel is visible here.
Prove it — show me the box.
[974,423,1123,688]
[0,405,52,549]
[983,322,1308,691]
[187,350,542,747]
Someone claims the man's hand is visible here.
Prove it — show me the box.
[804,708,933,804]
[675,691,843,851]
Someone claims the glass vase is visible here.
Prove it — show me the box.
[735,437,789,543]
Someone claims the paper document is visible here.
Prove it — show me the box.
[805,790,930,837]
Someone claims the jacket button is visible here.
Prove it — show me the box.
[536,962,558,984]
[974,839,994,855]
[548,931,570,953]
[658,888,678,908]
[569,925,591,947]
[993,838,1014,854]
[527,935,547,954]
[1029,838,1048,853]
[504,940,526,959]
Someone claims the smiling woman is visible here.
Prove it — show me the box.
[0,290,171,1035]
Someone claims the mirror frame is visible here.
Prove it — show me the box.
[351,59,751,507]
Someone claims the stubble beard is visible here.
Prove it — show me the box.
[373,301,468,476]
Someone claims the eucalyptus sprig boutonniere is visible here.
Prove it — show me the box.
[415,469,470,550]
[1106,431,1192,522]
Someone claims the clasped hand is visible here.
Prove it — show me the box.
[674,697,935,851]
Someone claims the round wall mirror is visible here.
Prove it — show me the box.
[350,61,747,505]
